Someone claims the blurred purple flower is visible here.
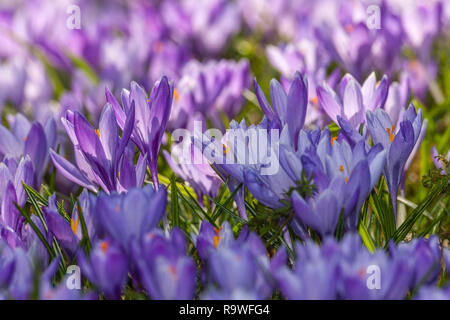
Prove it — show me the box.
[131,228,196,300]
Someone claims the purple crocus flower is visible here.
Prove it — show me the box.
[77,238,128,300]
[3,245,33,299]
[131,228,196,300]
[163,143,222,206]
[39,256,97,300]
[0,114,56,186]
[202,231,273,300]
[338,236,411,300]
[271,237,340,299]
[195,220,235,261]
[107,77,173,189]
[366,104,423,215]
[94,185,167,251]
[415,285,450,300]
[317,72,388,129]
[50,101,135,194]
[161,0,241,54]
[431,146,449,175]
[272,233,412,300]
[0,156,34,243]
[254,72,308,149]
[170,59,250,131]
[389,236,442,289]
[42,191,96,259]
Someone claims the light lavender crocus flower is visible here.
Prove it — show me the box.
[366,104,424,216]
[317,72,388,129]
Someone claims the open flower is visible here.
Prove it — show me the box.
[50,102,135,194]
[318,72,388,129]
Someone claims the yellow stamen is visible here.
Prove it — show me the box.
[70,217,80,236]
[173,89,180,102]
[213,227,222,248]
[386,125,395,143]
[223,143,228,156]
[95,129,100,138]
[118,171,121,180]
[331,136,338,146]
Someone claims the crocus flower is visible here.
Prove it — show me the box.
[170,59,250,131]
[195,221,235,261]
[254,72,308,149]
[415,285,450,300]
[431,146,449,175]
[107,77,173,189]
[366,104,423,215]
[3,246,33,299]
[131,228,196,300]
[0,114,56,186]
[202,231,273,300]
[271,237,340,300]
[161,0,241,54]
[94,185,167,251]
[0,156,34,243]
[39,256,97,300]
[389,236,442,289]
[77,239,128,299]
[272,233,412,300]
[50,101,135,194]
[317,72,388,129]
[163,143,222,206]
[42,192,96,258]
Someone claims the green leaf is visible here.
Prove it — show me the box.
[391,181,448,245]
[170,175,180,227]
[359,223,376,253]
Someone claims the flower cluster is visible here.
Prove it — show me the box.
[0,0,449,301]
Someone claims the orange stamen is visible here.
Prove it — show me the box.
[331,136,338,146]
[339,165,344,173]
[173,89,180,102]
[70,217,80,236]
[100,241,109,253]
[95,129,100,138]
[386,125,395,143]
[213,227,222,248]
[345,24,354,33]
[345,176,349,184]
